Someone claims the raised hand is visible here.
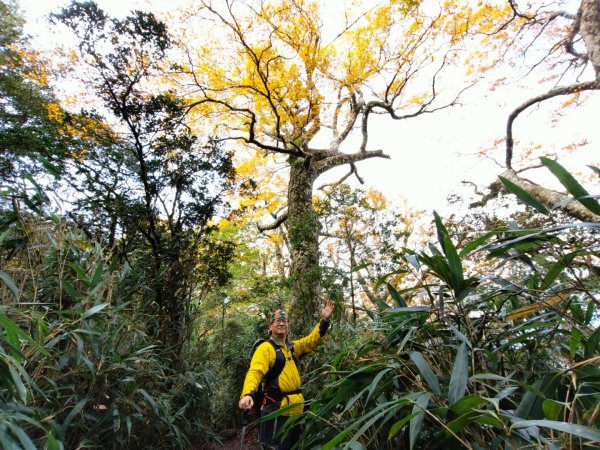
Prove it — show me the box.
[320,299,335,321]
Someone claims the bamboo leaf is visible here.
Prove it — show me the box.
[386,283,407,307]
[541,157,600,215]
[408,352,441,394]
[0,313,48,357]
[410,392,431,450]
[587,164,600,177]
[540,254,576,290]
[365,368,391,404]
[542,400,563,421]
[433,211,451,254]
[585,302,595,325]
[516,378,544,418]
[405,253,420,270]
[0,271,20,301]
[90,260,105,287]
[61,399,87,434]
[388,412,419,440]
[449,394,488,417]
[448,341,469,406]
[512,419,600,442]
[443,234,464,296]
[351,262,371,272]
[68,263,86,280]
[137,388,159,415]
[81,303,109,319]
[498,176,549,214]
[8,365,27,403]
[47,432,63,450]
[0,430,20,450]
[569,328,582,357]
[584,326,600,359]
[4,423,36,450]
[458,231,497,258]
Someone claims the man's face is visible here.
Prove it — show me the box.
[270,317,289,336]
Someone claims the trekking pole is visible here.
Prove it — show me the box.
[240,410,248,450]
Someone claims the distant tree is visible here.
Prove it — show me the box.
[316,185,415,323]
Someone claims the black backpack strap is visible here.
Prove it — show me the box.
[262,339,300,405]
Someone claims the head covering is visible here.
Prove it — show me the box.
[271,309,287,323]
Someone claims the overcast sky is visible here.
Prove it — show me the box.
[18,0,600,215]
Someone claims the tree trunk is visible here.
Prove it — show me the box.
[580,0,600,79]
[287,156,320,333]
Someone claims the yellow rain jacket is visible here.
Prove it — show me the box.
[241,320,329,416]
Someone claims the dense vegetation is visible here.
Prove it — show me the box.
[1,0,599,449]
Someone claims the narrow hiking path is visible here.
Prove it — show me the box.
[191,425,261,450]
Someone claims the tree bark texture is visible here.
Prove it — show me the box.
[287,156,320,333]
[500,170,600,222]
[580,0,600,79]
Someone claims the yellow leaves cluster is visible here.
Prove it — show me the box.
[185,0,513,157]
[231,151,288,224]
[366,188,387,210]
[46,103,63,123]
[7,44,52,87]
[561,92,580,108]
[45,101,114,160]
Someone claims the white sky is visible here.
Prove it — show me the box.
[18,0,600,215]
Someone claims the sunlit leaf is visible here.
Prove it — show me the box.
[505,296,563,321]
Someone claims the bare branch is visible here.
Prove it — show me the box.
[185,97,305,157]
[505,80,600,169]
[257,211,288,231]
[317,163,364,190]
[461,180,483,197]
[314,149,390,177]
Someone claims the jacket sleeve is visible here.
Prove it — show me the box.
[292,319,330,358]
[240,342,273,398]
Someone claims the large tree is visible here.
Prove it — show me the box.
[175,0,478,328]
[52,1,235,352]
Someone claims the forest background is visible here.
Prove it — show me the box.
[1,0,599,449]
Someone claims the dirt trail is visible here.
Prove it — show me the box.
[191,425,261,450]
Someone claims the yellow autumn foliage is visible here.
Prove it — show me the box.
[175,0,509,218]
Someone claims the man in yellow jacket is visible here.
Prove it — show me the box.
[239,301,334,449]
